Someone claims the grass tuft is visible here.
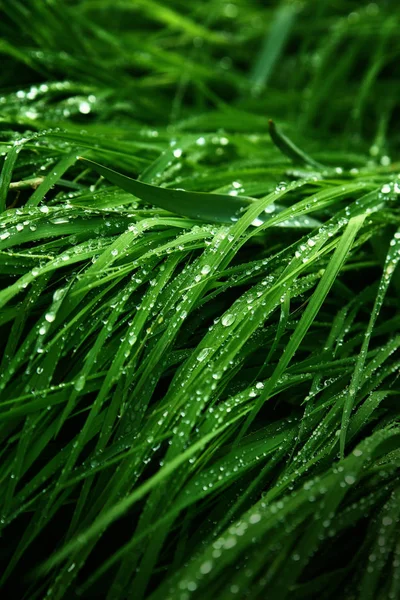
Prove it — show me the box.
[0,1,400,599]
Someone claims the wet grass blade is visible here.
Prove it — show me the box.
[79,157,254,223]
[269,119,325,169]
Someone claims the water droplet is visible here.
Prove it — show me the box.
[74,375,86,391]
[249,513,261,524]
[344,474,356,485]
[224,3,239,17]
[200,560,213,574]
[292,553,300,561]
[369,144,379,157]
[51,217,70,224]
[53,288,64,302]
[45,312,56,323]
[223,536,237,549]
[79,101,91,114]
[128,333,137,346]
[26,109,38,119]
[201,264,211,275]
[264,203,276,214]
[173,148,182,158]
[197,348,211,362]
[221,313,235,327]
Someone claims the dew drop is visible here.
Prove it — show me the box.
[200,560,213,574]
[197,348,211,362]
[344,474,356,485]
[79,101,91,114]
[128,333,137,346]
[221,313,235,327]
[249,513,261,524]
[74,375,86,391]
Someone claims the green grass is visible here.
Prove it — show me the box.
[0,1,400,599]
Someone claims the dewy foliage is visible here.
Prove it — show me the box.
[0,1,399,599]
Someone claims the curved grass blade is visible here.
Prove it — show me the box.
[78,157,254,223]
[26,151,78,207]
[38,415,242,571]
[340,228,400,456]
[269,119,325,169]
[0,144,22,212]
[238,213,366,439]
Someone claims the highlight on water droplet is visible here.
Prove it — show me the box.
[197,347,211,362]
[74,375,86,391]
[221,313,235,327]
[79,101,91,114]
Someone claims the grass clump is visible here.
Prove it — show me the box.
[0,1,400,599]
